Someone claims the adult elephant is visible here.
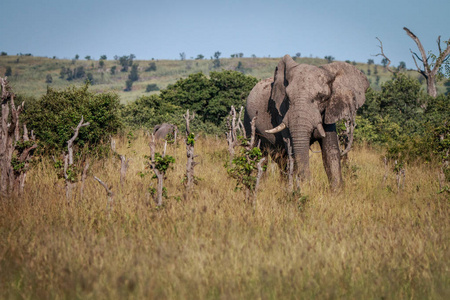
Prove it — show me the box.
[245,54,369,189]
[153,123,177,140]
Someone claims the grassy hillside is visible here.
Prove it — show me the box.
[1,55,444,104]
[0,134,448,299]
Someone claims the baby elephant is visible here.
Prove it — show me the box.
[153,123,177,140]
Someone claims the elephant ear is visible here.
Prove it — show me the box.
[321,62,369,124]
[153,124,162,133]
[271,54,298,112]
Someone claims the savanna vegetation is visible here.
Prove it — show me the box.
[0,48,449,299]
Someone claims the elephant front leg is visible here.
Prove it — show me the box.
[319,123,343,190]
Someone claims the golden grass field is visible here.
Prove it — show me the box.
[0,133,448,299]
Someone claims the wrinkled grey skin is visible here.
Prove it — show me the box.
[245,54,369,189]
[153,123,177,140]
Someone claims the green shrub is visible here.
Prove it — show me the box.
[159,70,258,126]
[356,74,449,164]
[21,83,122,155]
[121,94,182,129]
[146,84,159,92]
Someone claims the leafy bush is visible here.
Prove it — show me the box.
[145,62,157,72]
[122,70,257,135]
[121,94,182,129]
[146,84,159,92]
[160,70,258,126]
[21,83,122,154]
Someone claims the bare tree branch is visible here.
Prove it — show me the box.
[374,37,396,74]
[404,27,430,72]
[67,116,90,165]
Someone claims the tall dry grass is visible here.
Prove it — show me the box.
[0,134,448,299]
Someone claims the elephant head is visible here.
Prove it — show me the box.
[266,55,369,180]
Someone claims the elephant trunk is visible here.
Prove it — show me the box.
[288,99,324,181]
[289,123,314,180]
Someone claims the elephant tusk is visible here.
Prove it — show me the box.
[265,122,286,134]
[316,123,326,138]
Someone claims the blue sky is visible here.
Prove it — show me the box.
[1,0,449,67]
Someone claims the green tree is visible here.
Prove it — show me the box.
[100,55,107,60]
[325,55,335,63]
[160,72,215,116]
[145,62,157,72]
[117,54,135,72]
[146,84,159,92]
[160,70,257,126]
[86,73,94,84]
[128,63,139,82]
[121,94,181,128]
[204,70,258,124]
[196,54,204,60]
[213,51,221,68]
[4,66,12,76]
[74,66,85,79]
[125,79,133,91]
[45,74,53,84]
[398,61,406,71]
[85,55,91,60]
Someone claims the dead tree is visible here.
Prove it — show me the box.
[394,160,406,192]
[148,134,172,206]
[110,136,131,189]
[237,106,246,139]
[64,116,90,201]
[403,27,450,97]
[0,77,37,197]
[183,109,197,197]
[226,106,239,166]
[93,176,115,213]
[120,155,130,188]
[14,125,37,196]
